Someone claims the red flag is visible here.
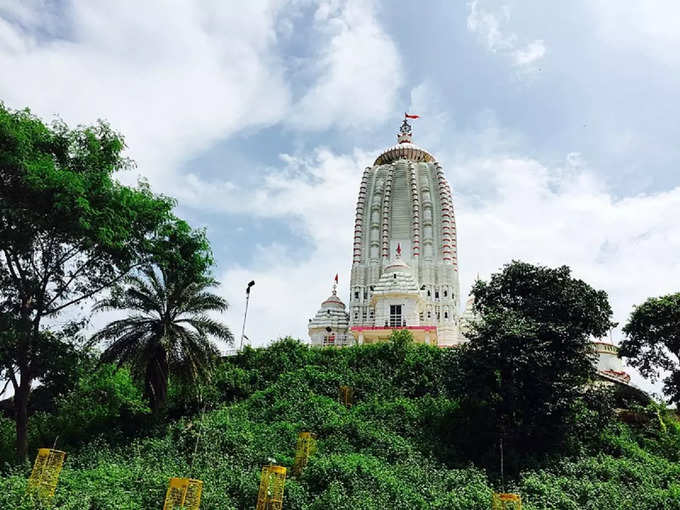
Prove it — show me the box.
[405,113,420,119]
[397,243,402,256]
[334,273,338,283]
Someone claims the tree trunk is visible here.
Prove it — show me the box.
[146,347,169,413]
[14,380,31,461]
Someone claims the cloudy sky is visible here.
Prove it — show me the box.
[2,0,680,394]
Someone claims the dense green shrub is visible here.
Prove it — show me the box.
[0,337,677,509]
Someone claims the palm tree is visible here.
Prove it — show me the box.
[91,265,233,411]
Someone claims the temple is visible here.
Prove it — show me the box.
[308,117,464,347]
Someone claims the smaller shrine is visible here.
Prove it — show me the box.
[307,278,351,347]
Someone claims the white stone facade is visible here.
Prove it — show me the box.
[593,341,631,384]
[347,121,462,346]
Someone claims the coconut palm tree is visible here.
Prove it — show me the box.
[91,265,233,411]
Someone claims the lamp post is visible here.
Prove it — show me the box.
[240,280,255,351]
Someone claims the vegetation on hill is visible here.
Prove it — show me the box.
[0,337,679,509]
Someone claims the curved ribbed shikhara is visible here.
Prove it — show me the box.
[352,168,370,264]
[408,162,421,258]
[436,162,457,270]
[381,165,394,259]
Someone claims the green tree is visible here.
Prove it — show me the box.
[0,104,208,458]
[91,265,233,412]
[457,261,615,468]
[620,292,680,405]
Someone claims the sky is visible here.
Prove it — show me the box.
[2,0,680,397]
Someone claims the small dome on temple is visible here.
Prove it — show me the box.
[321,292,346,309]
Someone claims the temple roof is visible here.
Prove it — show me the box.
[309,288,350,330]
[374,142,435,166]
[372,255,420,296]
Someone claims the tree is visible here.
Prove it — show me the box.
[620,293,680,405]
[0,104,208,458]
[457,261,615,467]
[91,265,233,412]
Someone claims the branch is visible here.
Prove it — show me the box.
[48,262,144,315]
[2,249,23,291]
[43,252,108,311]
[7,366,19,393]
[0,378,11,397]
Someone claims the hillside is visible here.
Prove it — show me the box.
[1,337,678,509]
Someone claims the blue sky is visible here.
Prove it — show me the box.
[2,0,680,395]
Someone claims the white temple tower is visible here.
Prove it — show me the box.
[346,118,462,346]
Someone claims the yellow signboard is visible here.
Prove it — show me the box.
[256,465,286,510]
[27,448,66,501]
[163,477,203,510]
[292,432,317,476]
[492,493,522,510]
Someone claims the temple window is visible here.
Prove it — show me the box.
[389,304,402,327]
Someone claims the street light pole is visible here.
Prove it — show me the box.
[240,280,255,351]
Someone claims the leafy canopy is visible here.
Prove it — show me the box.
[620,292,680,405]
[458,261,615,464]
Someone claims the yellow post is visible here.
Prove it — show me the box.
[27,448,66,501]
[255,465,286,510]
[292,432,317,476]
[492,493,522,510]
[163,478,203,510]
[339,385,354,407]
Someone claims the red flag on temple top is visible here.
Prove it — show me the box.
[334,273,338,283]
[405,113,420,119]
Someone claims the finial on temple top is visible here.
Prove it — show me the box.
[398,113,419,144]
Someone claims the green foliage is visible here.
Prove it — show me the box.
[620,292,680,405]
[0,339,678,509]
[53,364,150,443]
[458,261,616,468]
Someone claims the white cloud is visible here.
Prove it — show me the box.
[288,0,402,130]
[467,0,546,69]
[0,1,292,188]
[512,39,546,67]
[206,149,368,347]
[0,0,401,192]
[588,0,680,66]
